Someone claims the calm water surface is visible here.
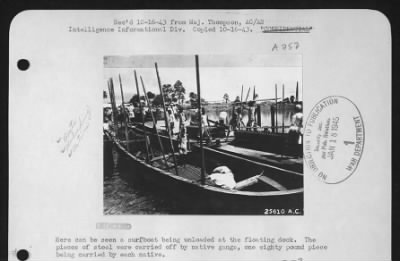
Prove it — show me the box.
[103,149,180,215]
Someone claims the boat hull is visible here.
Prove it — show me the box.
[111,137,303,215]
[233,130,303,156]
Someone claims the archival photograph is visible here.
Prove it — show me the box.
[103,55,303,215]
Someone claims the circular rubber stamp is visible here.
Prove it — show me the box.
[304,96,365,184]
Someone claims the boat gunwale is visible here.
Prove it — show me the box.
[197,144,303,177]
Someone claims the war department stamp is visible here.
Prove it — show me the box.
[304,96,365,184]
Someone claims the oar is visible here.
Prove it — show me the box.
[244,87,251,103]
[118,74,130,152]
[155,62,179,175]
[140,75,168,167]
[134,70,150,162]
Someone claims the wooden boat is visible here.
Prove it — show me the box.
[129,104,303,172]
[223,130,303,172]
[110,122,303,212]
[162,108,303,172]
[193,141,303,173]
[130,117,303,173]
[185,101,304,172]
[213,86,303,168]
[105,129,303,214]
[232,129,302,156]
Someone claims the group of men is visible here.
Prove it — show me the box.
[166,100,303,142]
[104,100,303,154]
[227,100,259,132]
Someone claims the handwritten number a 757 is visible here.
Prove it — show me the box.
[272,42,299,51]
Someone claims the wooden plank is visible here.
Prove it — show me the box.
[219,144,288,161]
[234,175,259,190]
[149,152,180,163]
[191,142,303,176]
[258,176,287,191]
[120,139,145,144]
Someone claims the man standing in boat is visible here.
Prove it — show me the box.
[201,107,211,141]
[127,104,135,124]
[117,106,124,127]
[288,104,303,156]
[246,100,256,131]
[229,105,238,131]
[226,105,238,140]
[236,107,245,129]
[167,108,176,135]
[177,106,188,154]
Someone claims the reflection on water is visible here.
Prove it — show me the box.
[104,148,180,214]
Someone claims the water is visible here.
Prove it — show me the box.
[103,145,303,215]
[104,144,180,214]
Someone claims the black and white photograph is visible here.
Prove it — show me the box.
[103,55,303,214]
[8,9,391,261]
